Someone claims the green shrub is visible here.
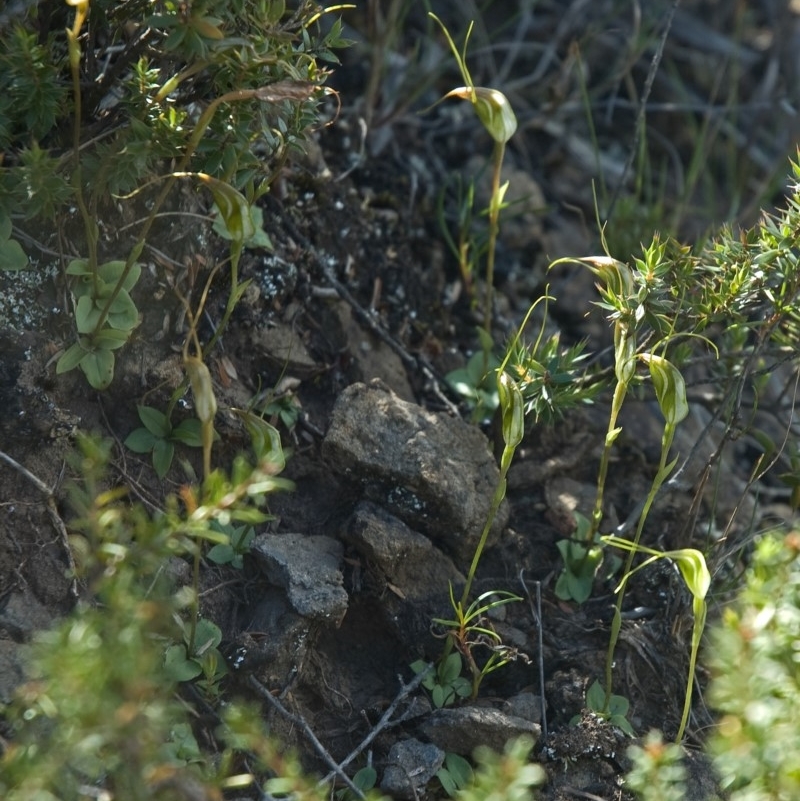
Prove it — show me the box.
[707,531,800,800]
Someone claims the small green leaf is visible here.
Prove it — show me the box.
[164,644,202,682]
[410,659,433,680]
[432,684,450,708]
[443,752,473,788]
[75,294,102,334]
[193,618,223,651]
[0,237,28,271]
[608,693,629,718]
[565,571,593,604]
[80,349,115,389]
[610,714,636,736]
[91,328,131,350]
[437,768,458,797]
[440,652,463,684]
[171,418,204,446]
[164,722,202,763]
[152,438,175,478]
[97,260,141,292]
[138,405,172,437]
[585,680,605,711]
[56,341,87,374]
[207,543,235,565]
[124,427,157,453]
[106,288,139,332]
[66,258,91,276]
[352,766,377,793]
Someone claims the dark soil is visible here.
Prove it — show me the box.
[3,3,800,799]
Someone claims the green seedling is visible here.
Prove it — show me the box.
[261,393,302,433]
[603,536,710,743]
[576,679,635,737]
[438,173,483,301]
[445,343,501,423]
[437,752,474,798]
[57,258,142,389]
[429,13,517,335]
[555,512,605,605]
[164,616,228,699]
[411,652,472,708]
[433,584,524,700]
[124,404,207,479]
[207,520,255,569]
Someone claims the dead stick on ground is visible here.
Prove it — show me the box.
[0,449,78,597]
[247,674,366,799]
[519,570,547,742]
[320,664,434,787]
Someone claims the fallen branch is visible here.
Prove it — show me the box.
[320,664,434,787]
[247,674,366,799]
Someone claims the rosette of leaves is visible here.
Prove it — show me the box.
[57,259,141,389]
[125,405,204,479]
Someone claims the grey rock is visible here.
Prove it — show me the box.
[420,706,541,756]
[504,692,543,724]
[0,588,58,637]
[343,501,465,600]
[323,380,508,564]
[234,587,312,685]
[380,738,445,799]
[251,533,348,624]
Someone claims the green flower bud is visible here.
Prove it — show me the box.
[498,372,525,448]
[444,86,518,144]
[185,356,218,425]
[641,353,689,426]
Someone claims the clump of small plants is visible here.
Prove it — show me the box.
[1,0,348,391]
[489,156,800,738]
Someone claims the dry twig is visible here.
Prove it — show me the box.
[0,449,78,597]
